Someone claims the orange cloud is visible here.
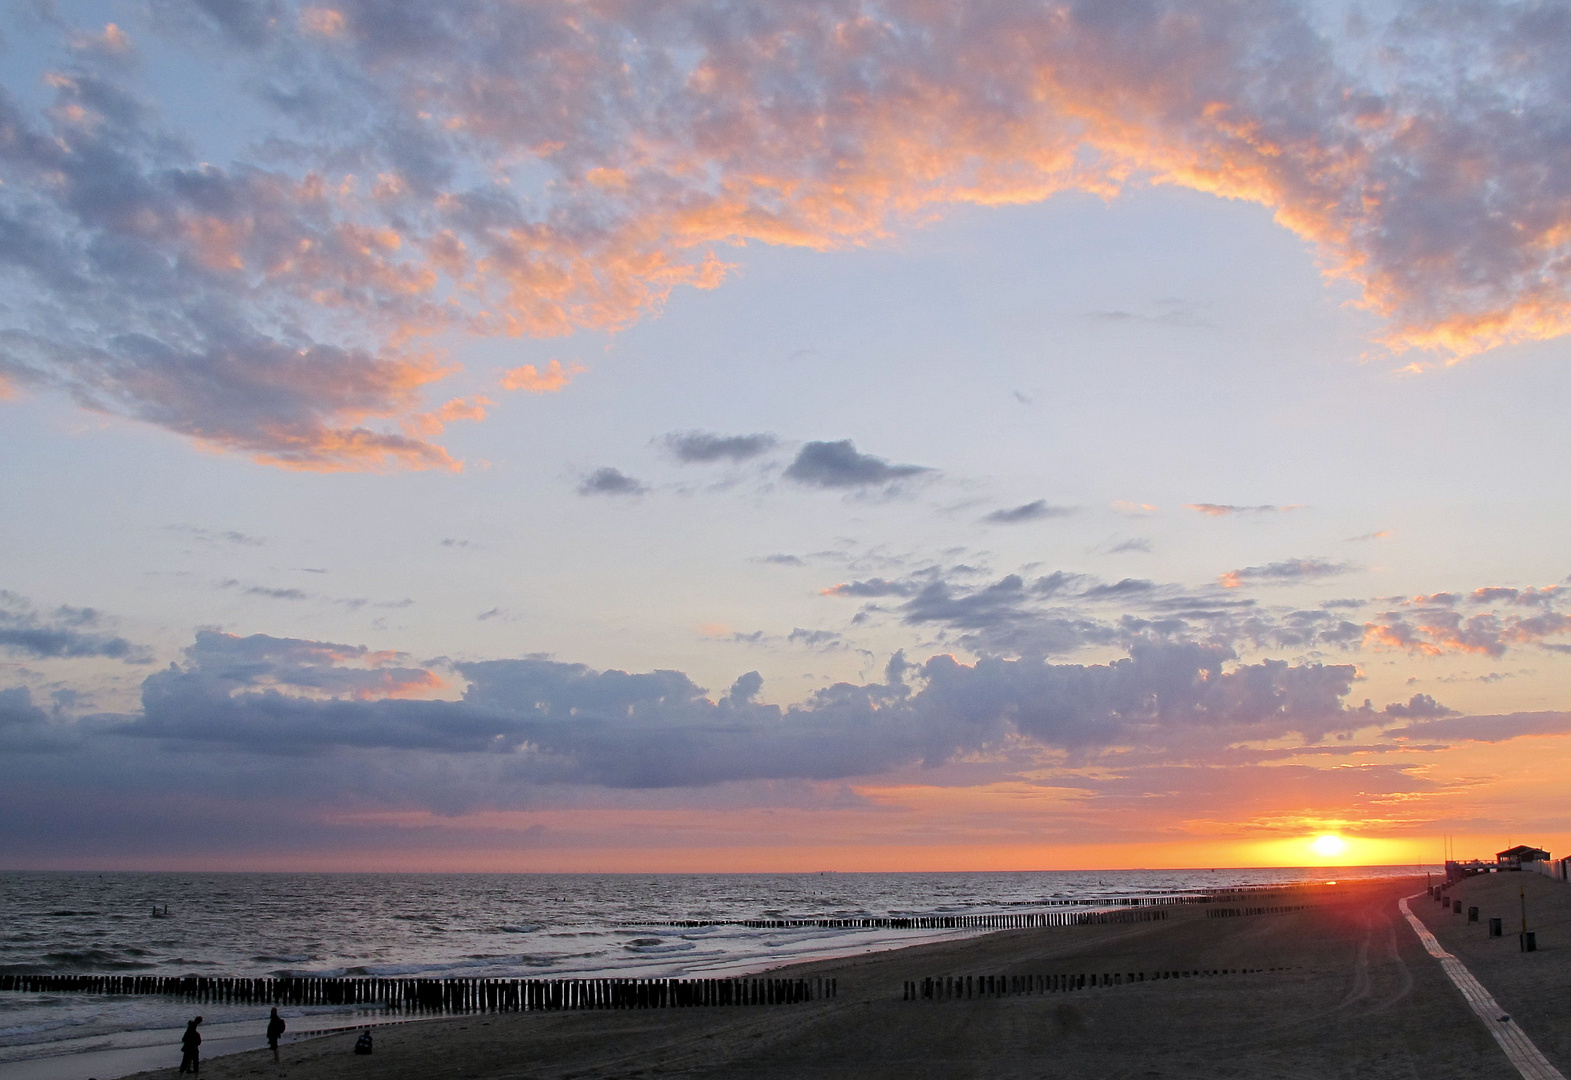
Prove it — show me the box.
[21,2,1571,473]
[500,360,585,394]
[299,8,346,36]
[1363,609,1571,657]
[403,396,491,439]
[69,23,133,55]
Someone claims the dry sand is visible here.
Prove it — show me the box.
[117,874,1569,1080]
[1411,869,1571,1070]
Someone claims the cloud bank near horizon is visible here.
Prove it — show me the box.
[6,0,1571,469]
[4,619,1567,865]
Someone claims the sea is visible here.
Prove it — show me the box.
[0,866,1429,1074]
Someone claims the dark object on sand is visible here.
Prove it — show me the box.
[1489,918,1503,937]
[1467,906,1479,922]
[354,1030,373,1055]
[178,1017,202,1074]
[1520,931,1537,952]
[1452,900,1462,914]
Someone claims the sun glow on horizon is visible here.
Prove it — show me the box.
[1309,833,1350,859]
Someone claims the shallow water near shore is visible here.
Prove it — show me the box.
[0,866,1427,1071]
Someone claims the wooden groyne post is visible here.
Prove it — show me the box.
[0,974,836,1013]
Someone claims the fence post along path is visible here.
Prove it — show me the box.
[1398,897,1566,1080]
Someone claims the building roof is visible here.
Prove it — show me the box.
[1497,845,1551,860]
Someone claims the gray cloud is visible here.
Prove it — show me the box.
[246,585,310,601]
[99,632,1386,792]
[1081,578,1156,599]
[577,467,646,496]
[982,500,1075,524]
[0,590,149,662]
[661,431,778,463]
[1220,559,1356,588]
[1365,591,1571,657]
[787,628,842,648]
[783,441,930,489]
[168,525,266,546]
[821,577,920,599]
[1088,299,1209,328]
[0,687,76,754]
[1109,539,1153,554]
[1381,693,1457,719]
[1384,711,1571,743]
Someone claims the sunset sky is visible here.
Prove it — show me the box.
[3,0,1571,871]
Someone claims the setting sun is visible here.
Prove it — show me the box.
[1309,834,1349,858]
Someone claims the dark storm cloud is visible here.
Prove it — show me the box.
[0,590,150,662]
[661,431,778,463]
[982,500,1075,524]
[782,441,930,489]
[577,467,646,496]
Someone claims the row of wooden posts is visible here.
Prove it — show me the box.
[660,907,1170,930]
[902,967,1287,1000]
[1204,904,1315,918]
[1429,884,1536,950]
[0,973,833,1013]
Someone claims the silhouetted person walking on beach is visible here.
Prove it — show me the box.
[267,1007,286,1062]
[179,1016,202,1074]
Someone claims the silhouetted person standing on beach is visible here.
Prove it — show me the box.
[267,1008,286,1062]
[179,1017,202,1074]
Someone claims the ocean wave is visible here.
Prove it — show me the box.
[333,953,562,978]
[493,925,541,935]
[0,1016,90,1042]
[624,940,696,955]
[37,951,155,972]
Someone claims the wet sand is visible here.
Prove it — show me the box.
[103,874,1566,1079]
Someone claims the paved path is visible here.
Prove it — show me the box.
[1399,896,1566,1080]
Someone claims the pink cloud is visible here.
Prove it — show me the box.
[500,360,584,394]
[12,2,1571,469]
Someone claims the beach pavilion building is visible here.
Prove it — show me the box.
[1496,845,1552,870]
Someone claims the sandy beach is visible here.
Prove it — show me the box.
[77,874,1564,1080]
